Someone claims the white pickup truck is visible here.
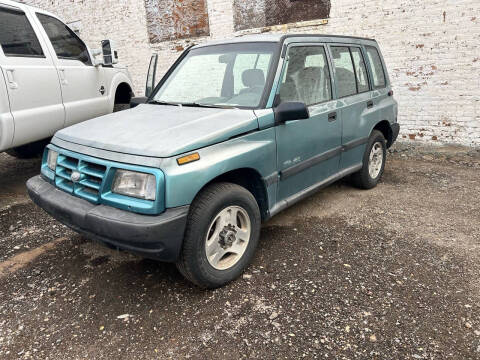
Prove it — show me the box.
[0,0,134,158]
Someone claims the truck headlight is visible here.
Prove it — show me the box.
[112,170,156,201]
[47,150,58,171]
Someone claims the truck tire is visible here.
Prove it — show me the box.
[113,103,129,112]
[176,182,261,289]
[5,139,49,159]
[351,130,386,189]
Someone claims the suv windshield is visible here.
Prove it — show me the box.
[152,42,278,109]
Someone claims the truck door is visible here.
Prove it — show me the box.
[0,4,64,148]
[34,12,109,127]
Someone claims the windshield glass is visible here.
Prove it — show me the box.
[152,42,278,108]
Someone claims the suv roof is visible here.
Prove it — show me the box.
[193,34,377,49]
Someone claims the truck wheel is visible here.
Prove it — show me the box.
[351,130,386,189]
[176,182,261,289]
[113,103,129,112]
[5,139,49,159]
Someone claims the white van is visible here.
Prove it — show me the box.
[0,0,134,158]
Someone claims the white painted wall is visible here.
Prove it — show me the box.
[20,0,480,146]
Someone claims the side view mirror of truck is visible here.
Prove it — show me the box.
[101,39,118,66]
[91,39,119,66]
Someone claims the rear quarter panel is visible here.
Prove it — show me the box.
[363,43,398,132]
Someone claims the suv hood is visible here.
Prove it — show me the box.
[54,104,259,158]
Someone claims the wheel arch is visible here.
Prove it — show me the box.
[114,82,133,105]
[372,120,394,148]
[193,167,270,221]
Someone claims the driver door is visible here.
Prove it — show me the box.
[275,44,342,201]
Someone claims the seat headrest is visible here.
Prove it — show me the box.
[298,67,322,81]
[242,69,265,88]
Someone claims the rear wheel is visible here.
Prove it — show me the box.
[176,182,261,289]
[351,130,386,189]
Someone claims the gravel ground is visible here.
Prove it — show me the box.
[0,143,479,359]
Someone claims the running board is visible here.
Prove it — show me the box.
[267,163,363,219]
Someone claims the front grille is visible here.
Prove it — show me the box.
[54,154,107,203]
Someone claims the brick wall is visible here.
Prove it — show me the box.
[20,0,480,146]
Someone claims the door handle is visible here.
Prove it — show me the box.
[328,112,337,122]
[5,69,18,89]
[58,69,68,85]
[367,100,374,109]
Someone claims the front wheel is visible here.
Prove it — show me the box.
[351,130,386,189]
[176,182,261,289]
[5,138,50,159]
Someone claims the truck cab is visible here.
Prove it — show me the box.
[28,34,399,288]
[0,0,134,157]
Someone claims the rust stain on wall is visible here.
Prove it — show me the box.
[233,0,331,31]
[145,0,209,42]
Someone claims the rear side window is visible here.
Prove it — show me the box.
[37,13,91,65]
[350,47,370,93]
[331,46,356,98]
[0,7,44,57]
[366,46,386,88]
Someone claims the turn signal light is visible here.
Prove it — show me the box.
[177,152,200,165]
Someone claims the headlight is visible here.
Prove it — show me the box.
[47,150,58,171]
[112,170,156,201]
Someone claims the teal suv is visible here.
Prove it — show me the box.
[27,34,399,288]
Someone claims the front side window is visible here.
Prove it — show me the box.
[366,46,386,88]
[152,43,276,108]
[331,46,357,98]
[37,13,91,65]
[277,46,332,106]
[0,8,44,57]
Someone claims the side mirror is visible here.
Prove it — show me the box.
[274,102,310,124]
[101,39,118,66]
[145,53,158,97]
[130,97,148,108]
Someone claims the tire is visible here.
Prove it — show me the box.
[113,103,130,112]
[351,130,386,189]
[5,138,49,159]
[176,182,261,289]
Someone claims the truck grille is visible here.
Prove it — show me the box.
[54,154,107,203]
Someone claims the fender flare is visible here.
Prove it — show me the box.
[107,72,134,111]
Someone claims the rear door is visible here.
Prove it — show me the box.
[34,12,109,127]
[275,44,341,201]
[328,44,376,170]
[0,3,64,147]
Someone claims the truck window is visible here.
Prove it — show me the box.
[350,47,370,93]
[278,46,332,106]
[36,13,91,65]
[0,7,44,57]
[331,46,357,98]
[365,46,386,88]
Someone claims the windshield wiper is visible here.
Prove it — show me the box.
[148,100,178,106]
[180,102,235,109]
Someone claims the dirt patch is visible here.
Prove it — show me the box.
[0,143,480,359]
[0,237,65,278]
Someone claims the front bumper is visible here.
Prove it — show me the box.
[27,175,189,262]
